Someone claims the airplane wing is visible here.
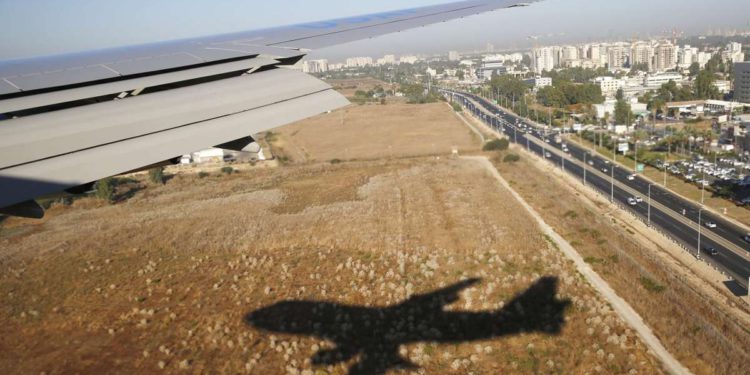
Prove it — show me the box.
[0,0,541,217]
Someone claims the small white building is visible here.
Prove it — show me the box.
[594,76,624,98]
[643,73,684,87]
[192,148,226,164]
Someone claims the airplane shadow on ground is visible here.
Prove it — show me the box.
[245,276,571,375]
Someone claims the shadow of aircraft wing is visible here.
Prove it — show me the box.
[400,277,481,310]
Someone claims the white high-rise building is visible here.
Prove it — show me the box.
[376,55,396,65]
[448,51,461,61]
[722,42,745,63]
[678,45,698,68]
[654,42,677,72]
[400,55,419,64]
[561,45,579,62]
[345,57,373,68]
[630,41,655,71]
[302,59,329,73]
[531,47,555,74]
[696,51,713,67]
[607,44,627,70]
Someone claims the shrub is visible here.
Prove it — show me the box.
[221,167,235,175]
[148,167,165,185]
[451,102,463,112]
[503,154,521,163]
[330,159,342,164]
[483,139,510,151]
[198,171,210,179]
[639,276,665,293]
[94,177,114,203]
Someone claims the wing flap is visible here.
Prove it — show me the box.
[0,74,348,208]
[0,68,332,170]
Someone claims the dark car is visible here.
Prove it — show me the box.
[703,246,719,256]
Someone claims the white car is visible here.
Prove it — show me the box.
[705,221,717,229]
[545,152,552,158]
[588,160,594,166]
[635,196,643,203]
[627,174,636,181]
[604,160,611,165]
[627,197,637,206]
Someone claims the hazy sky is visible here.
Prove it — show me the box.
[1,0,749,61]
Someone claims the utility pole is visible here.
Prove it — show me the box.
[697,208,703,258]
[648,183,654,226]
[611,166,615,203]
[583,153,587,186]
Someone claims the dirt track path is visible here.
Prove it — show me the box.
[465,155,693,375]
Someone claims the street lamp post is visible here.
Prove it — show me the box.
[701,168,706,205]
[611,166,615,203]
[562,153,565,172]
[648,183,654,226]
[697,207,704,258]
[583,153,587,186]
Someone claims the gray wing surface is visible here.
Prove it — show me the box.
[0,0,540,217]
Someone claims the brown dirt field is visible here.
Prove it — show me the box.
[0,157,662,374]
[327,78,395,98]
[270,102,481,163]
[490,147,750,375]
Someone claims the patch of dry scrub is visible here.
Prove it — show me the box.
[1,159,661,374]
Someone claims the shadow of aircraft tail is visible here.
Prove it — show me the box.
[246,276,570,375]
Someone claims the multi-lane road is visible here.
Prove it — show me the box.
[444,90,750,292]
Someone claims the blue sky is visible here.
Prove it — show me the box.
[1,0,749,60]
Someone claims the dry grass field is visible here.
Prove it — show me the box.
[269,102,481,164]
[0,154,662,374]
[327,78,395,98]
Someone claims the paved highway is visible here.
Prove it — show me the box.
[444,90,750,292]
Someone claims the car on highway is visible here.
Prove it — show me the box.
[627,197,637,206]
[545,152,552,158]
[744,233,750,243]
[604,160,610,165]
[601,167,608,173]
[705,221,717,229]
[627,174,636,181]
[588,160,594,166]
[635,196,643,203]
[703,246,719,256]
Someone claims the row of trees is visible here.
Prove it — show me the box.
[537,82,603,107]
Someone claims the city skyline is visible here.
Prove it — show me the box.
[1,0,750,60]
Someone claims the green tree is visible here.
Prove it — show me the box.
[615,88,624,101]
[694,70,720,99]
[614,99,631,126]
[537,86,567,107]
[148,167,165,185]
[456,70,465,81]
[94,177,114,203]
[489,74,528,103]
[688,62,701,76]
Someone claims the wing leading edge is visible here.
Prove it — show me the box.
[0,0,541,217]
